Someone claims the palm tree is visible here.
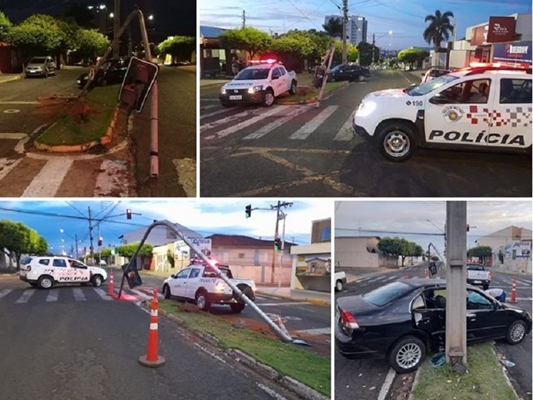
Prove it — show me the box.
[322,17,343,38]
[423,10,454,51]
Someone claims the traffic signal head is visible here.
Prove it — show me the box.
[126,209,132,220]
[274,238,281,250]
[98,237,103,246]
[245,204,252,218]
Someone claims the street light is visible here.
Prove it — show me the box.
[371,30,392,66]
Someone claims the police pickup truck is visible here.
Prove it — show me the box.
[219,59,297,107]
[467,262,491,290]
[353,62,532,161]
[162,260,256,313]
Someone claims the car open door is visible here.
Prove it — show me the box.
[466,289,507,341]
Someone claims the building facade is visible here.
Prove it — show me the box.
[324,15,367,45]
[335,236,398,269]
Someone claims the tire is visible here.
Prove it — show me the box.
[97,77,107,86]
[289,80,297,95]
[376,122,417,162]
[92,275,103,287]
[195,291,210,311]
[358,75,365,82]
[29,282,38,288]
[388,336,426,373]
[262,89,275,107]
[163,284,171,299]
[506,320,527,345]
[230,303,245,313]
[335,280,343,292]
[38,275,54,290]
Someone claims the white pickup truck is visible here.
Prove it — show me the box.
[467,263,491,290]
[219,60,297,107]
[162,262,256,313]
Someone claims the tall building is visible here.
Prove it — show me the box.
[324,15,367,45]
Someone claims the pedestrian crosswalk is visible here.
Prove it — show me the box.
[1,286,148,305]
[200,104,358,143]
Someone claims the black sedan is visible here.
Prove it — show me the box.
[329,64,370,82]
[336,279,532,373]
[77,58,129,89]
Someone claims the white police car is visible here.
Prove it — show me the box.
[353,62,532,161]
[219,59,297,107]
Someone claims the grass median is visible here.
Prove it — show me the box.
[412,343,516,400]
[36,86,119,146]
[158,299,330,397]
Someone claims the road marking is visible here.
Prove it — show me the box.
[243,106,309,139]
[0,289,12,299]
[200,107,232,120]
[73,288,86,301]
[129,288,151,300]
[378,368,396,400]
[0,133,27,140]
[22,158,73,197]
[15,289,36,304]
[93,288,113,300]
[194,342,227,364]
[333,115,354,141]
[46,290,59,302]
[0,157,23,182]
[0,101,39,105]
[289,105,338,140]
[3,109,20,114]
[296,327,330,335]
[201,108,261,131]
[204,107,284,140]
[256,383,288,400]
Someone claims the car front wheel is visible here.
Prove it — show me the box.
[262,89,275,107]
[389,336,426,373]
[289,80,297,95]
[335,280,343,292]
[38,276,54,290]
[92,275,103,287]
[163,285,172,299]
[376,122,417,162]
[358,75,365,82]
[196,291,210,311]
[506,320,527,345]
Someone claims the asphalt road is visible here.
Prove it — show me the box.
[0,274,300,400]
[334,265,533,400]
[200,70,531,197]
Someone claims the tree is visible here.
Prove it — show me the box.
[116,242,153,258]
[0,11,12,42]
[322,17,343,38]
[0,220,47,269]
[397,48,429,68]
[467,246,492,264]
[73,28,109,62]
[357,41,378,67]
[378,237,424,267]
[423,10,454,51]
[332,40,358,65]
[218,27,272,60]
[157,35,196,63]
[101,249,112,258]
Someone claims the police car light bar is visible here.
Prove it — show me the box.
[250,58,278,64]
[469,61,530,70]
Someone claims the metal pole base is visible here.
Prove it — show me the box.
[138,355,166,368]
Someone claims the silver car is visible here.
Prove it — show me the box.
[25,56,56,78]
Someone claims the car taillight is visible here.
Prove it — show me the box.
[341,310,359,330]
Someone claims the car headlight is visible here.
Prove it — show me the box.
[247,85,262,94]
[221,86,227,94]
[356,100,377,117]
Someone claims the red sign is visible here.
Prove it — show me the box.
[487,17,515,43]
[471,24,488,46]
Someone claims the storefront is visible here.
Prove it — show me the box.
[290,242,331,293]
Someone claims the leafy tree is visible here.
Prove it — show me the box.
[332,40,358,65]
[357,41,378,67]
[73,28,109,61]
[498,250,504,264]
[36,236,48,255]
[167,248,175,268]
[116,242,153,258]
[322,17,343,38]
[467,246,492,264]
[219,27,272,60]
[378,237,424,267]
[0,220,47,269]
[423,10,454,51]
[397,48,429,68]
[101,249,112,258]
[157,35,195,63]
[0,11,12,42]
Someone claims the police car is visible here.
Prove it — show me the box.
[353,62,532,161]
[19,256,108,289]
[219,59,297,107]
[162,260,256,313]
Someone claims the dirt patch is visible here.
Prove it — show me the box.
[388,371,416,399]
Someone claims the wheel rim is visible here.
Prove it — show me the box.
[41,278,52,288]
[336,282,342,291]
[291,83,296,93]
[510,323,525,342]
[396,342,422,369]
[383,130,410,158]
[164,286,169,297]
[94,277,102,286]
[265,92,274,106]
[197,295,206,309]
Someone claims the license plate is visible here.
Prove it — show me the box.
[229,95,242,100]
[473,280,481,284]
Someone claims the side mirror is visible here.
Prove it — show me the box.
[429,93,449,104]
[171,274,176,279]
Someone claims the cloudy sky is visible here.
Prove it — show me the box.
[0,199,331,253]
[335,200,532,257]
[200,0,531,49]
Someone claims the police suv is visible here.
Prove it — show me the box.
[353,62,532,161]
[19,256,108,289]
[162,260,256,313]
[219,59,297,107]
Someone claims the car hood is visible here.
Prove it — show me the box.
[365,88,408,99]
[89,266,106,275]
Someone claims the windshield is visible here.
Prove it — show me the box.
[234,67,270,80]
[29,58,47,64]
[406,74,460,96]
[362,281,413,306]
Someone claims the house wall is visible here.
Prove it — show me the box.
[290,242,331,292]
[336,237,397,268]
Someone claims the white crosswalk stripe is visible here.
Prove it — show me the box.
[289,106,338,140]
[296,327,330,335]
[3,286,142,304]
[22,159,73,197]
[333,115,355,141]
[15,289,36,304]
[46,290,59,302]
[244,106,309,139]
[0,289,12,299]
[73,288,86,301]
[94,288,113,300]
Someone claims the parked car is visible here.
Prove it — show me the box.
[466,262,491,290]
[77,58,130,89]
[25,56,56,78]
[336,278,532,373]
[329,64,370,82]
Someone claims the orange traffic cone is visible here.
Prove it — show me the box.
[139,289,165,368]
[509,279,517,303]
[423,268,428,279]
[107,269,114,297]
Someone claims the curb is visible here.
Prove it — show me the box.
[0,75,22,84]
[33,105,122,153]
[142,300,328,400]
[257,290,330,307]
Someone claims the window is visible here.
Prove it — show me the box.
[362,281,412,307]
[189,269,200,278]
[176,269,191,279]
[440,79,491,104]
[21,257,33,265]
[500,78,532,104]
[52,259,67,267]
[72,260,86,269]
[466,290,493,310]
[38,259,50,266]
[320,226,331,242]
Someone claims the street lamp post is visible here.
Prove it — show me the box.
[371,30,392,66]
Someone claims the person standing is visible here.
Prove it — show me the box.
[231,57,239,76]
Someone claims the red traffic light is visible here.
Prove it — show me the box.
[126,209,132,220]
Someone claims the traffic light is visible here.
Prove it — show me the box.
[97,237,103,246]
[466,224,470,232]
[274,238,282,250]
[245,204,252,218]
[126,209,132,220]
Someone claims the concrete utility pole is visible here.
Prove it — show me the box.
[270,201,293,284]
[88,207,94,263]
[342,0,348,64]
[445,201,467,367]
[113,0,120,58]
[242,10,246,28]
[371,33,375,66]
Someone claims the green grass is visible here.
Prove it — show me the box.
[412,343,516,400]
[36,86,119,146]
[158,300,331,397]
